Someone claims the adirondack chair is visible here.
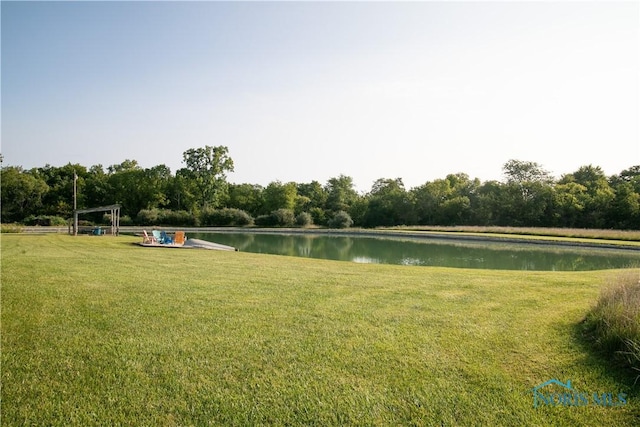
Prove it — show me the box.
[160,231,173,244]
[152,230,163,243]
[142,230,157,244]
[174,231,186,246]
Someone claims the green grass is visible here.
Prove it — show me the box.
[2,234,639,425]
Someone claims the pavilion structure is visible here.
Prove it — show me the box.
[73,204,121,236]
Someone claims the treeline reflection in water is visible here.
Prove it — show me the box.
[192,232,640,271]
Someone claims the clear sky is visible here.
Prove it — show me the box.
[2,1,638,192]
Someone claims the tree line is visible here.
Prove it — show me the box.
[2,146,639,230]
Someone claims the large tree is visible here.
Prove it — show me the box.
[228,183,264,216]
[30,163,88,218]
[325,175,358,212]
[1,167,49,222]
[262,181,297,213]
[559,165,614,228]
[501,160,554,226]
[181,146,234,209]
[363,178,415,227]
[412,173,478,225]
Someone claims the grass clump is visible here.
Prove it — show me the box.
[584,272,640,379]
[1,223,24,233]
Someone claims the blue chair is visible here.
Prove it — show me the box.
[160,231,173,244]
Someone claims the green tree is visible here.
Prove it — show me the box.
[262,181,297,213]
[1,167,49,222]
[607,165,640,229]
[550,182,586,227]
[84,165,110,209]
[140,165,172,209]
[296,181,328,214]
[182,146,234,209]
[32,163,88,218]
[474,180,505,226]
[107,159,140,173]
[107,161,146,217]
[501,160,554,226]
[616,165,640,193]
[502,159,552,200]
[228,183,264,216]
[363,178,415,227]
[607,181,639,229]
[169,170,198,213]
[348,196,369,227]
[325,175,358,212]
[559,165,614,228]
[412,180,449,225]
[412,174,478,225]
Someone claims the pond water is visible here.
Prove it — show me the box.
[191,232,640,271]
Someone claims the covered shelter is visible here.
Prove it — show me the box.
[73,204,121,236]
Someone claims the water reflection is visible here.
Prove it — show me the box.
[192,232,640,271]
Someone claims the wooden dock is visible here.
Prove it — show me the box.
[138,238,237,251]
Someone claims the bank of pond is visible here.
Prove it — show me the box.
[186,231,640,271]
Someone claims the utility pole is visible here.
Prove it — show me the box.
[73,171,78,235]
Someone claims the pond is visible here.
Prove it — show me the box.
[191,231,640,271]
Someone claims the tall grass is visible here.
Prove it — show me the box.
[390,226,640,241]
[0,223,24,233]
[584,271,640,380]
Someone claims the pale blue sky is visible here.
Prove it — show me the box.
[2,1,638,192]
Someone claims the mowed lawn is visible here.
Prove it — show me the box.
[1,234,638,426]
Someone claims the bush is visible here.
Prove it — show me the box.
[200,208,253,227]
[255,214,276,227]
[137,209,159,225]
[328,211,353,229]
[309,207,327,226]
[102,213,134,226]
[159,210,197,226]
[1,223,24,233]
[583,271,640,379]
[119,215,134,226]
[271,209,295,227]
[295,212,313,227]
[254,209,295,227]
[23,215,68,226]
[137,209,197,226]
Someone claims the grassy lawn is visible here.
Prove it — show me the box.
[2,234,639,425]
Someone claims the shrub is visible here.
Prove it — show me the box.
[271,209,295,227]
[583,271,640,379]
[295,212,313,227]
[200,208,253,227]
[137,209,197,226]
[137,209,159,225]
[254,209,295,227]
[23,215,67,226]
[328,211,353,229]
[309,207,327,226]
[102,213,134,226]
[119,215,134,226]
[159,209,197,226]
[1,223,24,233]
[254,214,276,227]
